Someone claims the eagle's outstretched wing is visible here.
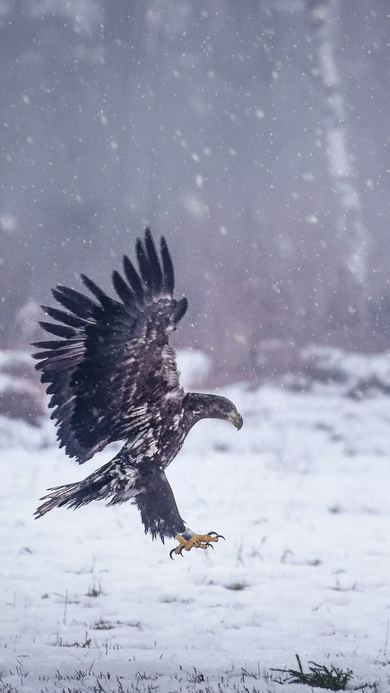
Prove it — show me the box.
[32,229,188,464]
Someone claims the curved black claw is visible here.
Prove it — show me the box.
[206,542,214,550]
[208,531,225,540]
[170,545,186,559]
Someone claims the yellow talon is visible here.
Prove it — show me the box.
[170,532,224,559]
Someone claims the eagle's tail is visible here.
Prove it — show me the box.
[34,458,140,518]
[35,480,91,517]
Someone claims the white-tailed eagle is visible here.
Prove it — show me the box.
[33,230,243,557]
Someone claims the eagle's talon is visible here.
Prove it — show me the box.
[170,531,224,558]
[208,531,225,540]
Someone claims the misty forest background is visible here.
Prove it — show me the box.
[1,0,390,386]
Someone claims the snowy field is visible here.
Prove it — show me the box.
[2,356,390,691]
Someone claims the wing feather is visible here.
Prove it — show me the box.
[136,238,153,296]
[80,274,112,304]
[32,339,77,352]
[112,270,137,312]
[52,286,97,318]
[160,236,174,294]
[41,305,87,329]
[172,297,188,324]
[38,322,76,339]
[144,228,163,294]
[123,255,144,304]
[33,230,187,464]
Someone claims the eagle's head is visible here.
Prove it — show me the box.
[186,393,243,430]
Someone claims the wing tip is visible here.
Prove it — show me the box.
[160,235,175,295]
[173,296,188,324]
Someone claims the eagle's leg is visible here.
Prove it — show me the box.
[169,528,225,559]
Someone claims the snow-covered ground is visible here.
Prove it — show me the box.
[2,356,390,691]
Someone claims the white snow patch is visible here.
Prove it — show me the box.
[176,349,211,389]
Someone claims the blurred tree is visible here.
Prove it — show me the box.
[306,0,369,348]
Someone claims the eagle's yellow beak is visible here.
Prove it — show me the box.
[227,410,243,430]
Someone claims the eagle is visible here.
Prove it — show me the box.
[33,229,243,558]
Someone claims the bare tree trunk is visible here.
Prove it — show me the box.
[306,0,369,347]
[144,0,165,227]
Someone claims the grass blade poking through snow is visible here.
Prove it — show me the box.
[272,654,353,690]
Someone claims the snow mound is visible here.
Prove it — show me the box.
[283,345,390,398]
[0,350,46,448]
